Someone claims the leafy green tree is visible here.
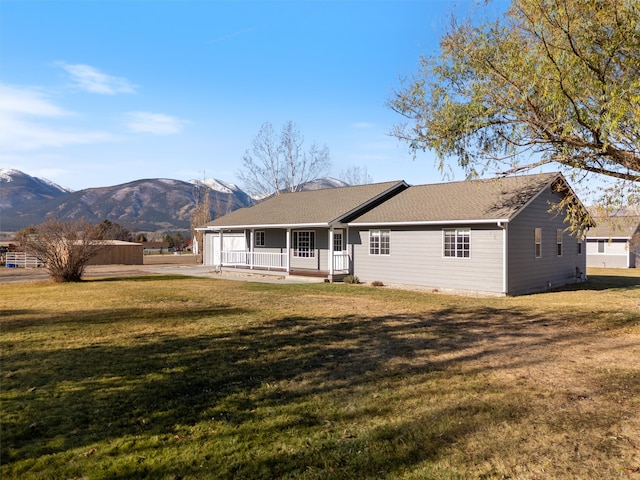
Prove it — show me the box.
[389,0,639,219]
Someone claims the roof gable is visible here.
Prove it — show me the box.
[587,215,640,239]
[204,180,408,228]
[349,172,561,225]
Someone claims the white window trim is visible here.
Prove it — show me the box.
[293,230,315,258]
[255,230,265,247]
[369,229,390,256]
[535,228,542,258]
[442,228,471,259]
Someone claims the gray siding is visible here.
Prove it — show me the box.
[507,187,586,294]
[350,225,504,293]
[586,239,633,268]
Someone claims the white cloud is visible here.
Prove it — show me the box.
[124,111,188,135]
[0,84,70,117]
[0,83,119,151]
[60,63,137,95]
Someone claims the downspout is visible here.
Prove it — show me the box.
[498,221,508,295]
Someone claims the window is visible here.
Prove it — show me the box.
[535,228,542,258]
[369,230,390,255]
[255,231,265,247]
[443,229,470,258]
[556,229,563,256]
[333,232,343,252]
[577,242,582,255]
[598,240,605,253]
[293,231,315,257]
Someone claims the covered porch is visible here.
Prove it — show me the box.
[205,226,351,281]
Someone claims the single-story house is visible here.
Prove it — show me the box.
[198,172,590,295]
[586,216,639,268]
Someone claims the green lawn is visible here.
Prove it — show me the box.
[1,270,639,479]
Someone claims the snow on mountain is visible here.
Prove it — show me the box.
[0,168,73,193]
[189,178,243,195]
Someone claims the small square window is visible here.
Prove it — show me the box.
[443,229,470,258]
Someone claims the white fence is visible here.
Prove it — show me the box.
[5,252,45,268]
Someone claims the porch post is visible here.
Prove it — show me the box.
[286,228,291,273]
[328,228,334,278]
[218,230,223,266]
[249,229,254,270]
[346,226,351,274]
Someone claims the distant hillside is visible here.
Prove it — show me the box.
[0,173,253,233]
[0,169,72,209]
[0,170,349,234]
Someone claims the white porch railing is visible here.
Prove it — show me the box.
[221,250,287,270]
[220,250,350,273]
[332,252,350,272]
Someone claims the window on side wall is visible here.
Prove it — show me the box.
[293,231,315,258]
[577,241,582,255]
[556,229,563,256]
[535,228,542,258]
[255,231,265,247]
[597,240,605,253]
[443,229,470,258]
[369,230,390,255]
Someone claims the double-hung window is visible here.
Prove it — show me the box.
[443,229,470,258]
[293,231,315,257]
[369,230,390,255]
[556,229,563,256]
[535,228,542,258]
[255,231,265,247]
[597,240,605,253]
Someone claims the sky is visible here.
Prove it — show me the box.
[0,0,509,191]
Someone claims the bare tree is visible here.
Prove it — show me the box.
[22,218,107,282]
[340,165,373,186]
[238,121,331,198]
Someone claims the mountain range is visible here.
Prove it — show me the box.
[0,169,347,235]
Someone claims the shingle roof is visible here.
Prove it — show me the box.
[350,172,560,224]
[587,216,640,239]
[204,180,407,228]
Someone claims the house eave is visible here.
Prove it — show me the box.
[348,219,510,227]
[199,222,329,231]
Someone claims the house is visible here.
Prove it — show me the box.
[586,216,639,268]
[199,172,590,295]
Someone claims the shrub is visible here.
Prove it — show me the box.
[342,275,360,284]
[371,280,384,287]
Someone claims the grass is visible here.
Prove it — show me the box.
[1,269,639,479]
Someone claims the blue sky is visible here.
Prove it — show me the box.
[1,0,508,191]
